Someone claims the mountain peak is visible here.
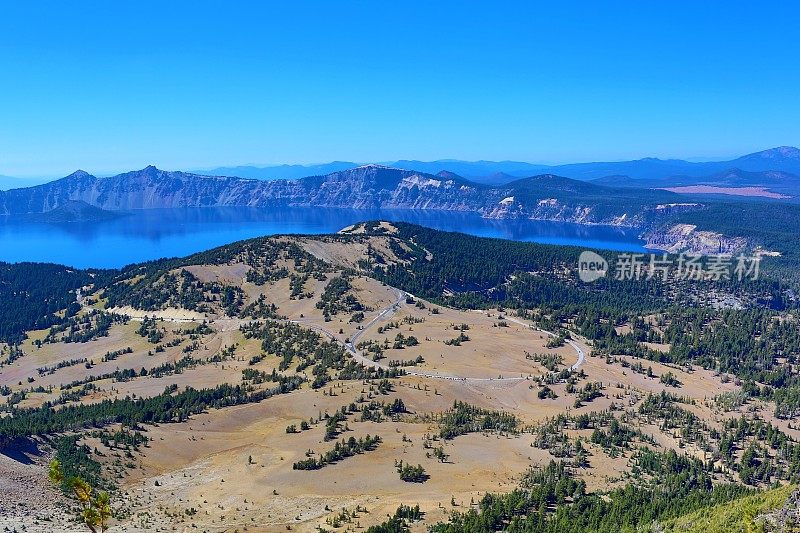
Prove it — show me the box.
[66,169,92,179]
[353,163,400,171]
[772,146,800,157]
[436,170,464,180]
[745,146,800,160]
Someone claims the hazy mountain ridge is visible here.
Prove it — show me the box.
[0,164,682,227]
[197,161,359,180]
[594,167,800,197]
[193,146,800,184]
[0,175,52,191]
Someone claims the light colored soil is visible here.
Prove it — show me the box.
[184,263,251,284]
[299,238,372,269]
[661,185,791,199]
[359,306,567,380]
[272,274,401,342]
[106,306,207,321]
[581,352,737,403]
[0,252,764,532]
[115,382,553,532]
[0,442,78,532]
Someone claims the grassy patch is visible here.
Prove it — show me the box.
[663,484,794,533]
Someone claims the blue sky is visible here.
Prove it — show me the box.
[1,1,799,177]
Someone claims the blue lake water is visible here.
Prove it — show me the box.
[0,207,647,269]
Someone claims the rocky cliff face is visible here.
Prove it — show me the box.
[642,223,748,254]
[0,165,488,213]
[0,164,686,228]
[280,166,492,210]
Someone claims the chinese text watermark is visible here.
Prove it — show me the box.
[578,252,761,283]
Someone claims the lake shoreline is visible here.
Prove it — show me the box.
[0,207,649,268]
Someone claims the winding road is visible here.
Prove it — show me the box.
[335,288,587,383]
[100,283,587,383]
[500,315,586,371]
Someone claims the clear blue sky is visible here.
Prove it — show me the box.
[1,1,799,177]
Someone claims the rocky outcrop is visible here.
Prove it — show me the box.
[643,223,748,254]
[757,486,800,533]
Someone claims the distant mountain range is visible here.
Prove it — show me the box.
[2,146,799,234]
[592,168,800,196]
[0,175,52,191]
[4,146,799,190]
[0,164,688,227]
[523,146,800,182]
[196,161,358,181]
[193,146,800,185]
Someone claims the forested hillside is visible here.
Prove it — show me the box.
[0,262,103,343]
[4,222,800,531]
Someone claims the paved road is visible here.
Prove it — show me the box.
[348,287,406,348]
